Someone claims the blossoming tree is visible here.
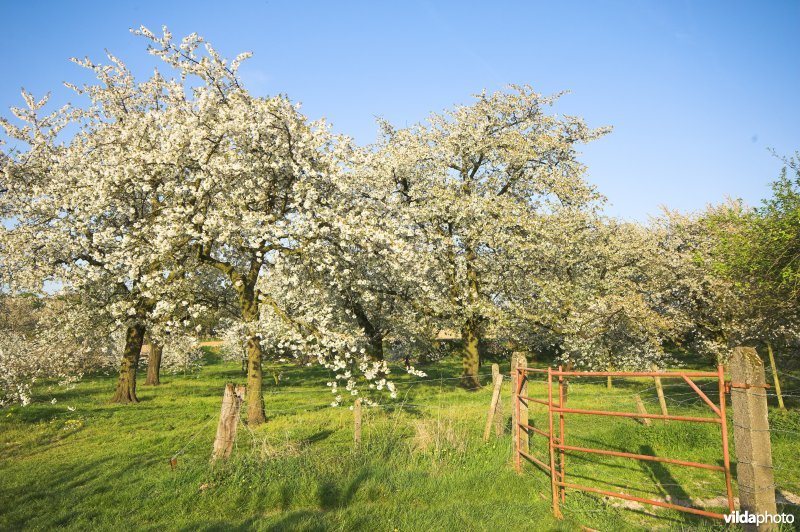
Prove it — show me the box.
[0,41,212,403]
[367,87,610,386]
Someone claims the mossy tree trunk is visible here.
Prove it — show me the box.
[111,323,146,403]
[241,285,266,425]
[144,342,162,386]
[461,243,482,389]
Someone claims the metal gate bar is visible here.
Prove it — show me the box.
[513,364,736,521]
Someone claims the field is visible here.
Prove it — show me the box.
[1,348,799,531]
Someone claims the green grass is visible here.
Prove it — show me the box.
[1,350,799,531]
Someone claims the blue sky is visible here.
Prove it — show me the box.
[1,0,798,221]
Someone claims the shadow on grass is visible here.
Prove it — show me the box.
[263,510,356,532]
[0,454,116,522]
[300,430,335,446]
[638,444,691,504]
[559,444,644,474]
[318,468,370,510]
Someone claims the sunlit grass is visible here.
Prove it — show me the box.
[1,349,798,531]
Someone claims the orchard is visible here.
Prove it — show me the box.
[1,24,799,531]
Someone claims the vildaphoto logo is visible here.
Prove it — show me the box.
[724,510,795,525]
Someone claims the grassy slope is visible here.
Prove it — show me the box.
[1,350,799,531]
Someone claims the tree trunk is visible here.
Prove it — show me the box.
[234,281,266,425]
[144,342,162,386]
[351,299,384,360]
[368,329,384,361]
[461,320,481,389]
[460,240,483,389]
[111,323,146,403]
[245,333,266,424]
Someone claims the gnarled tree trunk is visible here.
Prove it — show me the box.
[144,342,162,386]
[111,323,146,403]
[198,249,267,425]
[351,299,384,360]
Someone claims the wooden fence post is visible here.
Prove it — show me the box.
[491,363,504,436]
[511,352,529,463]
[766,343,785,410]
[354,398,363,449]
[484,367,504,442]
[211,383,246,461]
[651,363,669,417]
[492,363,504,436]
[634,395,651,427]
[729,347,777,530]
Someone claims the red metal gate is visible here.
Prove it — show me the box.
[513,365,734,520]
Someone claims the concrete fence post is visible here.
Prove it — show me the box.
[729,346,777,531]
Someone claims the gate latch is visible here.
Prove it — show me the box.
[724,380,771,394]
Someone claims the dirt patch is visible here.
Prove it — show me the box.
[606,489,800,512]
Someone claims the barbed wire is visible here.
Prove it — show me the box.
[169,416,215,461]
[737,483,780,494]
[764,366,800,383]
[162,367,800,503]
[730,423,800,437]
[261,372,499,396]
[731,390,800,399]
[734,459,794,472]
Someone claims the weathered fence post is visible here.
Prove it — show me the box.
[484,366,504,442]
[651,363,669,416]
[729,347,777,530]
[766,343,785,410]
[353,398,363,449]
[492,363,504,436]
[211,383,246,461]
[634,394,651,427]
[511,352,529,467]
[607,364,613,389]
